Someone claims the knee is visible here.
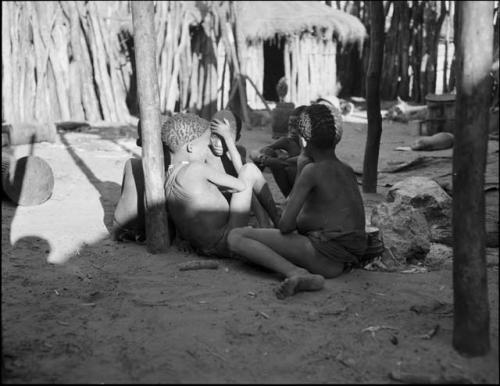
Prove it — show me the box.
[239,162,261,179]
[227,227,248,253]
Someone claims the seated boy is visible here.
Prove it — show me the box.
[227,103,367,299]
[112,117,170,242]
[250,105,306,197]
[163,113,280,257]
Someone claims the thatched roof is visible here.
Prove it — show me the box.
[235,1,366,44]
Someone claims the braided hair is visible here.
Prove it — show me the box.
[297,103,343,149]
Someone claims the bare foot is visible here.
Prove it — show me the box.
[274,272,325,299]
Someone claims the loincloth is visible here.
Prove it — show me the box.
[197,226,232,258]
[306,229,367,266]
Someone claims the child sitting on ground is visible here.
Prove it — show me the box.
[250,105,306,197]
[112,116,170,242]
[163,113,280,257]
[227,103,367,299]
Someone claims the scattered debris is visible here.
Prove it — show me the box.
[335,351,356,367]
[388,370,472,384]
[178,260,219,271]
[54,289,60,296]
[131,298,170,307]
[196,338,228,362]
[56,321,69,326]
[410,300,453,316]
[362,325,399,338]
[401,266,428,274]
[80,302,96,307]
[382,157,432,173]
[390,335,399,345]
[417,324,440,340]
[247,291,256,297]
[363,256,397,272]
[321,306,348,316]
[257,311,270,319]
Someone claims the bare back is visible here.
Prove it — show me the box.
[165,161,230,251]
[294,159,365,235]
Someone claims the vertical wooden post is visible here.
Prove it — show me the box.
[362,1,384,193]
[452,0,493,357]
[131,1,170,253]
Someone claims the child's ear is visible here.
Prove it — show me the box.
[186,142,193,153]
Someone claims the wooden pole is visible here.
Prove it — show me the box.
[452,0,493,357]
[131,1,170,253]
[362,1,385,193]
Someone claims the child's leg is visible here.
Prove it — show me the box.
[243,163,280,226]
[251,194,274,228]
[227,227,331,298]
[229,163,280,227]
[228,228,344,278]
[269,163,292,197]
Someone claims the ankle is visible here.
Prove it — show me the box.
[285,267,310,278]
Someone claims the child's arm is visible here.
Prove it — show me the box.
[202,163,246,193]
[211,119,243,172]
[279,163,315,233]
[295,149,313,180]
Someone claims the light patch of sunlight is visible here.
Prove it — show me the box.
[9,186,110,265]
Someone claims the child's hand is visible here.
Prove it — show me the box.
[210,118,233,142]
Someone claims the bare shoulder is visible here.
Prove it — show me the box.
[174,161,212,183]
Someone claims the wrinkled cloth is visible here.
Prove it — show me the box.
[165,161,190,202]
[307,229,367,265]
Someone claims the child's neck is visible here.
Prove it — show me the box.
[308,147,338,162]
[170,151,191,166]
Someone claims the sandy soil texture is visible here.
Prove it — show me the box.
[2,115,498,383]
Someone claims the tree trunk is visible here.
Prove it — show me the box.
[131,0,170,253]
[452,0,493,357]
[2,2,13,122]
[398,1,411,100]
[410,1,425,102]
[362,1,384,193]
[423,1,446,97]
[381,1,401,100]
[448,3,459,92]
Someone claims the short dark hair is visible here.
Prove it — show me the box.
[161,113,210,152]
[212,109,241,141]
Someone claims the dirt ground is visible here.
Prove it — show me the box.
[2,111,499,384]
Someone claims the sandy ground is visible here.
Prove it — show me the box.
[2,113,499,383]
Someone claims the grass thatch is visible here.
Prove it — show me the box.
[235,1,366,44]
